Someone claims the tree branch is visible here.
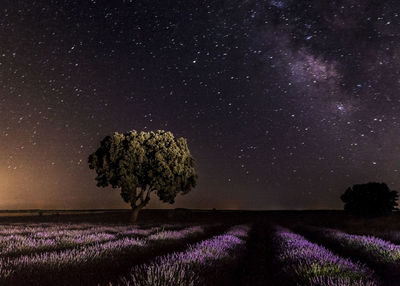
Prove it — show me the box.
[132,186,152,209]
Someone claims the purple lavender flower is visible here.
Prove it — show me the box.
[117,225,250,286]
[0,224,205,281]
[273,227,378,286]
[316,228,400,265]
[0,225,165,257]
[148,226,204,240]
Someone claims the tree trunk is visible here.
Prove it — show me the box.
[130,187,152,223]
[130,207,140,223]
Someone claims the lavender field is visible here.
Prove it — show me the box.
[1,211,400,286]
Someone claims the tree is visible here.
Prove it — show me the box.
[88,130,198,222]
[341,182,398,216]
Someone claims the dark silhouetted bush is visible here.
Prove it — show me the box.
[341,182,398,216]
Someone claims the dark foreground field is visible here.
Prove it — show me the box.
[0,210,399,286]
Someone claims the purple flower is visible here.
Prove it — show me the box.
[273,227,378,286]
[118,225,251,286]
[0,224,205,281]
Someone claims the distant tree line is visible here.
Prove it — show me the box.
[341,182,398,216]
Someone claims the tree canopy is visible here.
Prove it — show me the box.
[341,182,398,216]
[88,130,197,221]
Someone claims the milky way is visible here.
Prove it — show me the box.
[1,0,400,210]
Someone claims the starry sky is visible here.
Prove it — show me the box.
[1,0,400,210]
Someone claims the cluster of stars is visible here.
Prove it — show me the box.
[1,0,400,209]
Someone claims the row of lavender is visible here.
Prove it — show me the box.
[113,224,250,286]
[0,223,191,241]
[0,223,190,257]
[0,223,215,285]
[272,227,379,286]
[302,227,400,281]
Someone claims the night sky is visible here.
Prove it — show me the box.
[1,0,400,210]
